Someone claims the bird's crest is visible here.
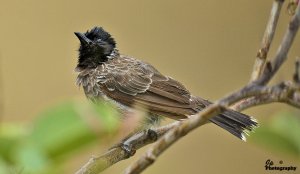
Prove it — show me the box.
[84,26,116,47]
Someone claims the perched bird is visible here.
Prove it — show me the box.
[74,26,257,142]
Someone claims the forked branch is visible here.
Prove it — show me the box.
[124,1,300,174]
[75,1,300,174]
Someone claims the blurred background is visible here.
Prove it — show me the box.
[0,0,300,173]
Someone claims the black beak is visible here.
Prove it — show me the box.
[74,32,92,45]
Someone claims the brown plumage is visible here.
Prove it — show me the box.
[75,27,258,140]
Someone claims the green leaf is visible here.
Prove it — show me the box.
[250,112,300,157]
[13,141,49,173]
[271,113,300,150]
[0,99,121,173]
[0,123,27,162]
[30,100,120,159]
[0,158,10,174]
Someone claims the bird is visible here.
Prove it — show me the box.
[74,26,257,143]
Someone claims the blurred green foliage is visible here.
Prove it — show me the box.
[250,112,300,158]
[0,100,120,174]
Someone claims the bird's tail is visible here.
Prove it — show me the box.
[195,97,258,141]
[209,110,258,141]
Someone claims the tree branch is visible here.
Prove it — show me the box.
[124,2,300,174]
[255,1,300,86]
[75,122,180,174]
[231,81,300,111]
[293,57,300,83]
[250,0,284,82]
[75,1,300,174]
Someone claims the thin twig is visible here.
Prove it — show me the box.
[255,2,300,85]
[288,0,299,15]
[124,2,300,174]
[293,57,300,83]
[232,81,300,111]
[75,122,180,174]
[250,0,284,82]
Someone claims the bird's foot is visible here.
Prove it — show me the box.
[146,129,158,141]
[110,129,158,158]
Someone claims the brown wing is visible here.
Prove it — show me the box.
[98,56,203,120]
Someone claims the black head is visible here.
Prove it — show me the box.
[75,27,116,70]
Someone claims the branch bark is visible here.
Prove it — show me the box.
[231,81,300,111]
[75,122,180,174]
[250,0,284,82]
[255,1,300,86]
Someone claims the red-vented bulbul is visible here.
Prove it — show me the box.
[74,27,257,141]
